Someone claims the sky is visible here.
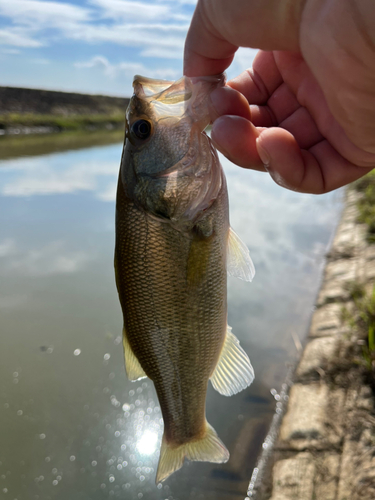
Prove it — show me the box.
[0,0,257,97]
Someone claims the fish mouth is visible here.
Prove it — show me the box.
[133,75,193,105]
[133,76,175,98]
[131,73,226,126]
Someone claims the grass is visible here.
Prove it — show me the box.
[334,171,375,388]
[0,128,125,160]
[353,170,375,243]
[0,112,125,132]
[341,281,375,372]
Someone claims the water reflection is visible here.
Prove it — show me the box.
[0,137,343,499]
[0,147,119,199]
[0,239,89,276]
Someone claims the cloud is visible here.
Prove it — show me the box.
[0,0,193,93]
[225,47,259,82]
[140,46,182,60]
[75,56,144,78]
[32,58,50,65]
[0,0,188,54]
[0,27,43,48]
[88,0,191,23]
[0,0,189,86]
[0,0,92,49]
[75,55,180,79]
[0,48,21,54]
[0,0,92,28]
[162,0,197,3]
[89,0,169,21]
[67,23,187,52]
[0,0,188,46]
[231,47,258,74]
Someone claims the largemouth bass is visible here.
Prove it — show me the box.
[115,74,255,483]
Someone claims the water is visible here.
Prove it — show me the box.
[0,133,343,500]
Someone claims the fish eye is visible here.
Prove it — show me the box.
[131,119,152,140]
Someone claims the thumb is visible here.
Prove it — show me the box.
[184,0,305,77]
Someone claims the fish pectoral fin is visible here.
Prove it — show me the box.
[123,329,147,381]
[156,421,229,483]
[210,325,254,396]
[227,227,255,282]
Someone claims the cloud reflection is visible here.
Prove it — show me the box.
[0,147,121,201]
[0,238,16,257]
[0,294,28,309]
[0,239,89,277]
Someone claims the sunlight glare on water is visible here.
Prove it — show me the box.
[137,430,159,456]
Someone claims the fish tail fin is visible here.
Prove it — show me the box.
[156,421,229,483]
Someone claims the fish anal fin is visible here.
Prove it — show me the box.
[156,421,229,483]
[227,227,255,282]
[123,329,147,381]
[210,325,254,396]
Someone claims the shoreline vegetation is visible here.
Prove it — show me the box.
[0,129,125,160]
[0,112,125,134]
[253,172,375,500]
[0,86,130,136]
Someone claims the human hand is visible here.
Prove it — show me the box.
[184,0,375,194]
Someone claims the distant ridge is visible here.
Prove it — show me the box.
[0,86,130,116]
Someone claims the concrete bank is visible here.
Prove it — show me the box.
[253,189,375,500]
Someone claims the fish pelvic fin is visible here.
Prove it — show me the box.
[210,325,254,396]
[156,421,229,483]
[123,329,147,381]
[227,227,255,282]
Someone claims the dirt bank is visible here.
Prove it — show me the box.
[0,86,130,135]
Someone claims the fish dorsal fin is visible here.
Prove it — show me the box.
[123,329,147,381]
[210,325,254,396]
[227,227,255,282]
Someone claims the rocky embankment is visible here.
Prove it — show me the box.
[254,189,375,500]
[0,86,130,135]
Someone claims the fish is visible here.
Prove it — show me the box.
[114,74,255,483]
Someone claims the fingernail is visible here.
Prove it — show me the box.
[256,137,270,167]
